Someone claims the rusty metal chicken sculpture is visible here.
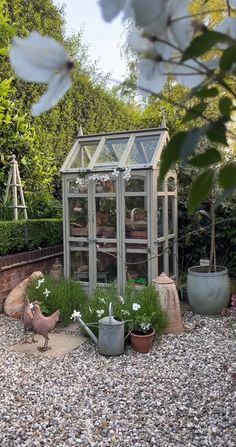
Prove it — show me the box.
[22,297,37,343]
[31,302,60,351]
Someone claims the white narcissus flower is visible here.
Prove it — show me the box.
[36,277,45,289]
[10,32,73,116]
[43,288,50,298]
[132,303,141,311]
[71,310,82,321]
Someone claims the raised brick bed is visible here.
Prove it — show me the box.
[0,245,63,312]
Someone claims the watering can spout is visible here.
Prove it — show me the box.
[76,315,98,344]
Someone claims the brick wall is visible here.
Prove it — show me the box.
[0,245,63,312]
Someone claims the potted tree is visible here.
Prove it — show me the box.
[187,198,231,315]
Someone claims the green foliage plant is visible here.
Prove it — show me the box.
[27,275,88,326]
[72,283,168,337]
[123,284,168,335]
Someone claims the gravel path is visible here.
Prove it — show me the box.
[0,312,235,447]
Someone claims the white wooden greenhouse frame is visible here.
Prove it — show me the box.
[61,128,178,294]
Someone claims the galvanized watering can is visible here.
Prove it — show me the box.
[76,303,125,356]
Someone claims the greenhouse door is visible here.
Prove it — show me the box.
[67,174,120,293]
[92,173,120,290]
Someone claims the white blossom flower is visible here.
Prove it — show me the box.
[75,177,84,185]
[132,303,141,311]
[71,310,82,320]
[118,295,124,305]
[112,168,119,177]
[137,57,169,95]
[35,278,45,289]
[175,58,219,89]
[99,298,106,304]
[129,0,193,59]
[10,32,73,116]
[43,288,50,298]
[96,309,105,318]
[121,309,130,315]
[130,0,166,32]
[140,322,151,331]
[124,167,131,180]
[98,0,127,22]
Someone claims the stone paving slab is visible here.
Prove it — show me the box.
[10,332,88,358]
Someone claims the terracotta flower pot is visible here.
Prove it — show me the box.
[130,329,155,353]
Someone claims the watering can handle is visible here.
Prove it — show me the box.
[109,302,113,324]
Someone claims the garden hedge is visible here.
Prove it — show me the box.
[0,219,63,255]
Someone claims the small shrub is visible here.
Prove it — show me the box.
[25,191,62,219]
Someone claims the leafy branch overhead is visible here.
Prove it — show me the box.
[158,20,236,210]
[4,0,236,211]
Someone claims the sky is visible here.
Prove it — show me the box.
[54,0,127,80]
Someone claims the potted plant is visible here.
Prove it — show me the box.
[129,313,155,353]
[187,198,230,315]
[124,285,168,353]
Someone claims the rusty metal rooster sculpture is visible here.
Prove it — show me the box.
[31,302,60,351]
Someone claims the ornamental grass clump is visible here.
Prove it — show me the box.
[27,275,87,325]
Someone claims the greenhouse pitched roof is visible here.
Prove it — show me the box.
[61,128,168,172]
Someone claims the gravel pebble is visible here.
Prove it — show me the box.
[0,312,235,446]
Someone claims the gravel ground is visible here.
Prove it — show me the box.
[0,311,235,447]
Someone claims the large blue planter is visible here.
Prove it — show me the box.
[187,266,230,315]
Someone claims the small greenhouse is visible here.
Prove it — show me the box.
[61,128,177,293]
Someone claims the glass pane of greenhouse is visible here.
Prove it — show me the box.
[61,128,178,292]
[95,138,129,166]
[126,135,160,165]
[70,141,99,169]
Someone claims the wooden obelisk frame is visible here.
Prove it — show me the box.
[4,155,27,220]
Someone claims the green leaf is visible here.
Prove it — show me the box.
[159,132,186,183]
[189,148,222,167]
[207,119,228,145]
[183,103,207,123]
[180,127,206,161]
[182,31,232,61]
[220,46,236,71]
[195,87,218,99]
[218,96,232,118]
[189,170,214,212]
[219,164,236,190]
